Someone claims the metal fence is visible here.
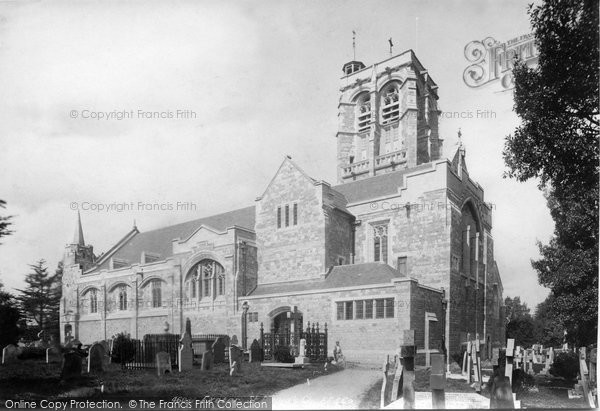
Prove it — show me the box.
[117,339,180,370]
[261,321,328,362]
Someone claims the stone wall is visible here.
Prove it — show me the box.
[255,159,327,284]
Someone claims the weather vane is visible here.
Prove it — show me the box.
[352,30,356,60]
[389,38,393,56]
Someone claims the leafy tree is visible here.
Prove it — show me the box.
[0,199,13,243]
[503,0,599,347]
[505,296,536,348]
[0,280,21,346]
[533,294,565,347]
[16,260,61,339]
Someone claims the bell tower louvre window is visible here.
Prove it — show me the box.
[381,83,400,125]
[356,93,371,133]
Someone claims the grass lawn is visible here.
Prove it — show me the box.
[0,359,338,401]
[358,366,590,409]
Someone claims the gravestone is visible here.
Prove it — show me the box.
[389,358,403,403]
[46,347,62,364]
[295,338,310,364]
[505,339,515,385]
[87,343,107,373]
[490,375,515,409]
[178,329,193,372]
[2,344,18,365]
[249,339,262,363]
[156,351,172,375]
[201,350,214,371]
[430,353,446,409]
[212,338,225,363]
[229,345,243,376]
[492,348,500,367]
[400,330,416,409]
[231,335,239,346]
[61,352,85,379]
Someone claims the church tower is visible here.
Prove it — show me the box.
[336,50,443,183]
[63,211,95,271]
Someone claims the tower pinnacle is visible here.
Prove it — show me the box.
[73,211,85,246]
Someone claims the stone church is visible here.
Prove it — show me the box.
[60,50,505,363]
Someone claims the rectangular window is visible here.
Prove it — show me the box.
[374,237,381,262]
[277,207,282,229]
[336,302,344,320]
[375,299,385,318]
[397,257,407,275]
[344,301,353,320]
[285,204,290,227]
[385,298,394,318]
[355,300,364,319]
[293,203,298,225]
[365,300,373,319]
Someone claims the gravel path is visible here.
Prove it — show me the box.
[271,368,381,410]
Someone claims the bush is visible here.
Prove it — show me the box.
[450,352,464,368]
[550,351,579,380]
[111,333,136,364]
[273,346,294,363]
[17,346,46,360]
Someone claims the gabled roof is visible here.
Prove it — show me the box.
[89,206,255,273]
[257,156,316,200]
[332,164,432,204]
[248,262,404,296]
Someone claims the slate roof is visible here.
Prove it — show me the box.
[90,206,255,272]
[248,262,404,296]
[332,164,432,204]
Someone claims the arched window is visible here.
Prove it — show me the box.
[355,93,371,133]
[151,280,162,308]
[380,83,400,125]
[217,271,225,296]
[118,285,127,311]
[89,289,98,314]
[188,259,225,300]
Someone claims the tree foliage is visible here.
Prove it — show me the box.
[0,281,21,347]
[533,294,565,347]
[503,0,599,347]
[0,199,13,243]
[504,296,536,348]
[16,260,61,339]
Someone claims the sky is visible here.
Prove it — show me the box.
[0,0,553,310]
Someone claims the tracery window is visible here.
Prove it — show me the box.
[190,259,225,299]
[217,271,225,296]
[373,224,388,263]
[381,83,400,124]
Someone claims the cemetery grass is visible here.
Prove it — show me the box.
[0,359,339,401]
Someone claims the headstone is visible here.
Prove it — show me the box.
[505,339,515,385]
[178,331,193,372]
[490,375,515,409]
[295,338,310,364]
[333,341,343,362]
[60,352,84,379]
[400,330,416,409]
[390,358,403,402]
[430,353,446,409]
[230,335,239,346]
[2,344,18,365]
[212,338,225,363]
[87,343,107,373]
[156,351,172,375]
[492,348,500,367]
[249,339,262,363]
[229,345,243,375]
[46,347,62,364]
[380,360,391,409]
[201,350,214,371]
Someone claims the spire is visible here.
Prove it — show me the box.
[73,211,85,246]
